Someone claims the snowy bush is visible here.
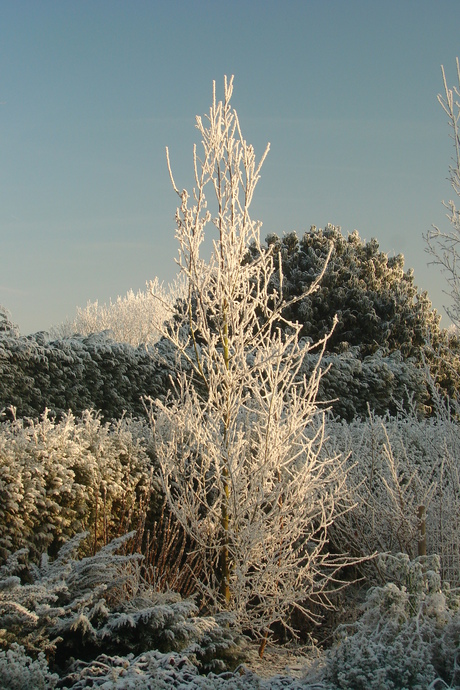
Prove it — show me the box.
[0,643,58,689]
[2,311,429,423]
[58,650,320,689]
[0,410,158,561]
[246,227,460,408]
[0,532,141,658]
[325,553,460,689]
[300,346,427,420]
[325,398,460,587]
[0,532,248,681]
[0,328,178,421]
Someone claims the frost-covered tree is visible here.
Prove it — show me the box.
[254,226,443,361]
[426,58,460,328]
[149,76,353,653]
[52,276,185,347]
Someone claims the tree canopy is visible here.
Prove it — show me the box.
[256,225,442,362]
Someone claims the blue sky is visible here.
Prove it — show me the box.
[1,0,460,334]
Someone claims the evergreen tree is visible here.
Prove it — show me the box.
[247,225,459,414]
[256,225,442,361]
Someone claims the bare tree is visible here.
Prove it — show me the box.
[149,76,352,653]
[425,58,460,327]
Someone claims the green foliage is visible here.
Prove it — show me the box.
[0,532,247,682]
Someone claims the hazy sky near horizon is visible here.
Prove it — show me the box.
[1,0,460,335]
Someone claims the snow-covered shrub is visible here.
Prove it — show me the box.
[58,650,306,690]
[325,412,435,563]
[52,276,185,347]
[0,410,158,561]
[0,532,247,679]
[58,651,205,689]
[0,532,140,658]
[247,227,460,410]
[0,314,430,423]
[0,643,58,689]
[300,346,427,420]
[325,553,460,689]
[325,401,460,587]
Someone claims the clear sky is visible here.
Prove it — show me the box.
[1,0,460,335]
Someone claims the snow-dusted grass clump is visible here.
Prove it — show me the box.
[325,399,460,587]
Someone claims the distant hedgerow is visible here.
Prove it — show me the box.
[0,328,176,421]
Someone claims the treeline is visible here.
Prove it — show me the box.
[1,226,456,422]
[0,312,428,422]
